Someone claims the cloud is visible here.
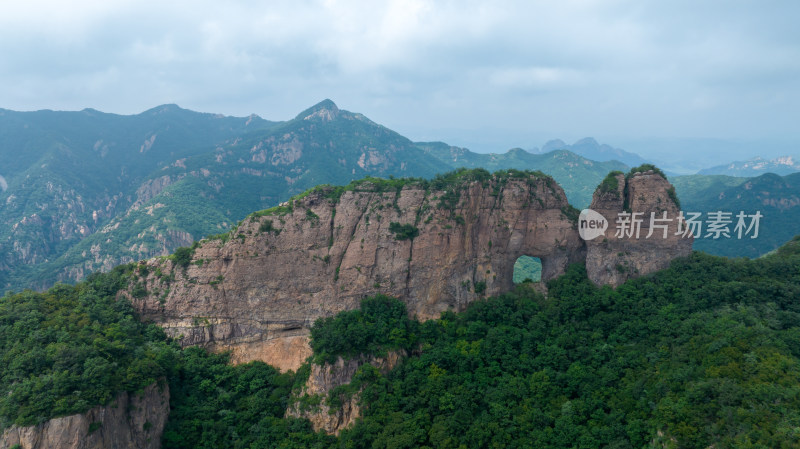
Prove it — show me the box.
[489,67,584,90]
[0,0,798,151]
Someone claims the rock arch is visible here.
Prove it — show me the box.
[128,171,690,371]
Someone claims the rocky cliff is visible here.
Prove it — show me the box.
[585,170,693,286]
[286,351,405,434]
[1,382,169,449]
[126,170,690,372]
[127,172,583,371]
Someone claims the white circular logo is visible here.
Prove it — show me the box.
[578,209,608,240]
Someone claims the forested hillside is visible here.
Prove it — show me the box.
[673,172,800,258]
[1,101,625,292]
[2,234,799,447]
[0,105,276,290]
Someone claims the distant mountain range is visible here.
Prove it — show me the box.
[2,99,799,291]
[530,138,800,178]
[0,100,625,291]
[698,156,800,177]
[672,172,800,258]
[534,137,649,167]
[416,142,627,206]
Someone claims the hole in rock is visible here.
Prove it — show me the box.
[513,256,542,284]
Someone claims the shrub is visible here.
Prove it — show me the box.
[627,164,666,180]
[310,295,419,363]
[259,219,280,234]
[171,246,194,268]
[389,222,419,241]
[598,171,623,195]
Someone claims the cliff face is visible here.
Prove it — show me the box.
[127,171,691,372]
[286,352,405,434]
[1,382,169,449]
[128,174,584,371]
[585,171,693,286]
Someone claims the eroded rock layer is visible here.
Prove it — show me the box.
[286,352,405,434]
[1,382,169,449]
[127,171,690,372]
[585,170,693,286]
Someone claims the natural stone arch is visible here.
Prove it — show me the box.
[513,255,542,284]
[128,169,691,373]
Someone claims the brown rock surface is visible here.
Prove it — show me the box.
[585,170,693,286]
[126,171,691,372]
[286,352,405,434]
[127,173,583,371]
[1,382,169,449]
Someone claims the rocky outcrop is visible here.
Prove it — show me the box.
[131,175,174,209]
[1,382,169,449]
[286,352,405,434]
[585,170,693,286]
[127,171,691,372]
[127,173,583,371]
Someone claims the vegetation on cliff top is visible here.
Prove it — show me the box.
[597,170,624,196]
[3,225,800,447]
[165,236,800,448]
[247,168,559,217]
[0,264,177,428]
[627,163,667,180]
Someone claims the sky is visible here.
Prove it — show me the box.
[1,0,799,162]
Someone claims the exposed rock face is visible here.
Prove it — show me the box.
[128,174,584,371]
[127,171,691,372]
[585,171,693,286]
[1,382,169,449]
[286,352,405,434]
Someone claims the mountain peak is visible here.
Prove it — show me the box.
[541,139,567,152]
[296,99,339,122]
[574,137,600,147]
[142,104,186,115]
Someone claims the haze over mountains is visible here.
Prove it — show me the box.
[532,137,649,167]
[699,156,800,177]
[2,99,799,291]
[0,100,624,291]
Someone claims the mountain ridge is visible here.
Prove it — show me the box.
[0,101,632,291]
[698,155,800,176]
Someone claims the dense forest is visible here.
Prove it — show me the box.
[1,236,799,447]
[0,264,177,428]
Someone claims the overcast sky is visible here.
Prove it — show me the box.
[1,0,798,158]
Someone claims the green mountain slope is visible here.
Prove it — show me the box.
[1,101,632,291]
[3,235,799,447]
[0,105,277,289]
[418,142,629,207]
[5,101,453,289]
[673,173,800,258]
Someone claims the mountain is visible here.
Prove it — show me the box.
[2,175,799,447]
[698,155,800,176]
[0,100,630,292]
[0,105,278,289]
[536,137,649,167]
[122,167,686,377]
[2,100,449,290]
[673,172,800,258]
[417,142,629,207]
